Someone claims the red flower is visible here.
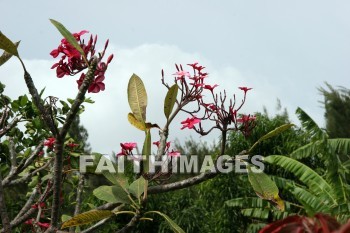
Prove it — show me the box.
[237,114,256,123]
[168,150,181,157]
[67,142,79,149]
[203,84,218,92]
[117,142,137,156]
[44,137,56,148]
[239,87,252,94]
[181,117,201,130]
[51,30,113,94]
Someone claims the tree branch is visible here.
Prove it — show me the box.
[0,172,11,233]
[48,57,98,233]
[24,71,59,136]
[2,141,44,187]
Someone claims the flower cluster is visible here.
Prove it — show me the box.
[44,137,55,148]
[50,30,113,93]
[164,62,256,136]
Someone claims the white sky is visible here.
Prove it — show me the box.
[1,0,349,154]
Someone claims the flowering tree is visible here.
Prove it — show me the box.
[0,20,296,233]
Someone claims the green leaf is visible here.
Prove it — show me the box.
[0,41,20,66]
[247,165,284,211]
[141,129,151,173]
[249,123,294,153]
[146,211,185,233]
[102,170,129,190]
[61,214,72,222]
[127,74,148,123]
[20,95,28,107]
[61,210,113,229]
[296,107,327,141]
[0,31,19,57]
[164,84,178,119]
[93,185,130,204]
[128,177,146,198]
[128,112,146,131]
[49,19,87,63]
[264,155,336,204]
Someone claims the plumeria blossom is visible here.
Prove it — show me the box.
[181,117,201,130]
[66,142,79,149]
[168,150,181,157]
[24,219,50,229]
[239,87,253,94]
[44,137,55,148]
[50,30,113,93]
[203,84,219,92]
[117,142,137,156]
[237,114,256,123]
[173,70,191,81]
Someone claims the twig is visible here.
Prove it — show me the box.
[2,141,44,187]
[69,173,85,233]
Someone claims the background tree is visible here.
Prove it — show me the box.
[319,83,350,138]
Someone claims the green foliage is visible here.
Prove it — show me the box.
[61,210,113,229]
[319,83,350,138]
[127,73,148,124]
[0,31,19,57]
[164,84,178,119]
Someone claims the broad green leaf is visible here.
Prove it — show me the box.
[0,41,20,66]
[146,211,185,233]
[61,214,72,222]
[127,74,147,123]
[141,129,151,173]
[102,170,129,190]
[20,95,28,107]
[241,208,270,220]
[289,186,329,215]
[264,155,336,204]
[128,176,146,198]
[249,123,294,153]
[93,185,130,204]
[61,210,113,229]
[226,197,271,209]
[49,19,87,63]
[164,84,178,119]
[296,107,327,141]
[247,165,284,211]
[128,112,146,131]
[0,31,19,57]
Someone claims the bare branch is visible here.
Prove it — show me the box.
[2,141,44,187]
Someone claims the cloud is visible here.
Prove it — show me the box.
[0,43,328,155]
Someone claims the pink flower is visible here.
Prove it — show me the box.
[181,117,201,130]
[44,137,56,148]
[117,142,137,156]
[237,114,256,123]
[190,83,204,88]
[168,150,181,157]
[67,143,79,149]
[204,84,218,92]
[239,87,252,94]
[121,143,137,151]
[173,71,190,79]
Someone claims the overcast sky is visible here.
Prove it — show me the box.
[1,0,349,154]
